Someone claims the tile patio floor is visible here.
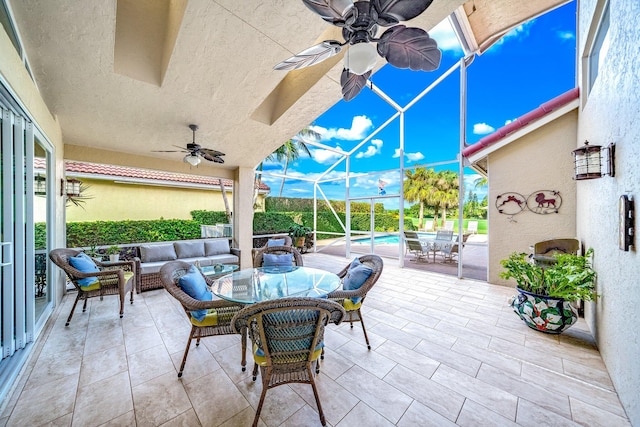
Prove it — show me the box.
[0,253,632,426]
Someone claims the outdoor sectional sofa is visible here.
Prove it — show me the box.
[134,238,240,293]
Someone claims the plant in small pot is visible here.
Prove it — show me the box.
[500,248,597,334]
[85,243,102,262]
[107,245,121,262]
[289,223,311,249]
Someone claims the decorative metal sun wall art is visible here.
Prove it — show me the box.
[495,190,562,216]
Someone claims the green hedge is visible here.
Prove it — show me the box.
[265,197,385,214]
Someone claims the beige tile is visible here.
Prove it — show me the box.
[78,344,127,388]
[99,410,136,427]
[451,341,522,376]
[236,379,304,427]
[336,365,412,424]
[489,336,564,373]
[43,412,73,426]
[397,400,457,427]
[414,339,481,377]
[128,344,175,387]
[213,342,253,384]
[383,364,464,421]
[315,348,355,380]
[159,409,202,427]
[368,323,422,349]
[280,404,327,427]
[570,397,632,427]
[123,324,165,355]
[132,371,192,427]
[431,364,518,420]
[434,320,491,348]
[400,322,457,348]
[185,370,250,427]
[333,338,397,379]
[376,340,440,376]
[23,347,82,390]
[72,371,133,426]
[515,399,580,427]
[84,320,124,356]
[521,363,628,418]
[476,363,571,418]
[562,358,615,391]
[6,373,77,426]
[335,401,395,427]
[289,373,359,426]
[169,342,221,384]
[456,399,519,427]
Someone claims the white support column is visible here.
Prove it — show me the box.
[233,167,255,269]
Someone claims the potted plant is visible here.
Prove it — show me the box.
[289,223,311,249]
[500,248,597,334]
[85,243,102,262]
[107,245,121,262]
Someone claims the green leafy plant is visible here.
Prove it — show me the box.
[500,248,597,302]
[107,245,121,255]
[289,223,311,238]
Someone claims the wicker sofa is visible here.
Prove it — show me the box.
[134,238,240,293]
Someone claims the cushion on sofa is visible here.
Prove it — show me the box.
[174,240,205,259]
[139,243,178,263]
[205,239,230,256]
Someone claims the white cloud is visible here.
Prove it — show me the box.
[557,30,575,41]
[392,148,424,162]
[310,115,373,141]
[355,139,383,158]
[430,19,463,54]
[311,147,343,164]
[473,123,495,135]
[486,20,535,52]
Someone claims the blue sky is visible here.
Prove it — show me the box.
[260,1,577,209]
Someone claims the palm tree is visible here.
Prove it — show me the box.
[474,175,488,188]
[404,167,437,229]
[434,170,459,227]
[277,128,318,197]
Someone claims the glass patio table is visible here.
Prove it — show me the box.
[200,264,239,278]
[211,266,341,304]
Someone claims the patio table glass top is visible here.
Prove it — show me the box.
[211,266,341,304]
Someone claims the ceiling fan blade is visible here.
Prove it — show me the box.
[201,151,225,163]
[377,25,441,71]
[340,68,371,101]
[200,148,225,157]
[274,40,343,71]
[151,149,187,153]
[371,0,433,26]
[302,0,354,24]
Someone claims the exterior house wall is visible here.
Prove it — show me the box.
[487,110,577,285]
[65,178,233,221]
[578,0,640,424]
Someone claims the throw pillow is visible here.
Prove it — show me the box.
[267,238,286,247]
[205,239,230,256]
[263,253,293,267]
[343,258,372,303]
[178,265,213,322]
[140,244,177,263]
[69,252,99,287]
[174,240,205,259]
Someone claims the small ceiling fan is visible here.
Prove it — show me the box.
[274,0,442,101]
[153,124,225,166]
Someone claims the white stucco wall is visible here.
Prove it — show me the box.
[487,110,578,285]
[578,0,640,424]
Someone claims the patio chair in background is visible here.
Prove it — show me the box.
[251,235,292,261]
[253,245,303,268]
[443,220,455,231]
[49,248,135,326]
[159,260,247,377]
[231,297,346,427]
[404,230,431,262]
[437,233,472,263]
[326,254,383,350]
[430,230,454,261]
[466,220,478,234]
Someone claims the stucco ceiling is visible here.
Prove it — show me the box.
[9,0,566,175]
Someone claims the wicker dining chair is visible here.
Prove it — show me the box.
[49,248,135,326]
[231,297,345,427]
[159,260,247,377]
[326,254,383,350]
[252,245,303,268]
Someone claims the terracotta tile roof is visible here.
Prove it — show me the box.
[34,159,269,191]
[462,88,580,158]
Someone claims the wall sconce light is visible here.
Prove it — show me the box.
[34,173,47,195]
[61,177,82,197]
[619,195,635,251]
[572,140,615,180]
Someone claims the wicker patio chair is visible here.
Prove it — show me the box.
[326,254,383,350]
[159,260,247,377]
[437,233,471,263]
[231,297,345,427]
[49,248,135,326]
[252,245,303,268]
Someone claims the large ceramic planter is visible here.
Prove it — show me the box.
[510,287,577,334]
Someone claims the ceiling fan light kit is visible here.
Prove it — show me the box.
[274,0,441,101]
[152,123,225,165]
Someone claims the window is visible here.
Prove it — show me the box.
[588,1,610,94]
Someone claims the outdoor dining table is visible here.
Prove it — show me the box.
[211,266,341,304]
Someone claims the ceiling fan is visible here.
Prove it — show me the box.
[274,0,442,101]
[153,124,225,166]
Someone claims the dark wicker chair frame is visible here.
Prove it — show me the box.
[232,297,345,427]
[159,260,247,377]
[326,254,383,350]
[252,245,303,268]
[49,248,135,326]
